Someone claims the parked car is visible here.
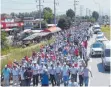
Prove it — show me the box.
[97,31,104,36]
[96,35,107,42]
[93,24,101,34]
[102,41,111,71]
[90,41,104,57]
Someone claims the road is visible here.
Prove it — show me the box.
[87,34,110,87]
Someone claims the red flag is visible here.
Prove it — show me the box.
[25,56,29,62]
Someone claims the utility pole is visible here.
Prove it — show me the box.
[39,0,41,29]
[74,0,78,26]
[54,0,59,25]
[80,5,83,22]
[54,0,56,25]
[80,5,83,17]
[86,8,88,16]
[36,0,44,29]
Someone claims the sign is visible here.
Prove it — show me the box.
[1,22,24,29]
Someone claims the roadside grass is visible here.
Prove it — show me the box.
[101,25,110,40]
[1,38,55,72]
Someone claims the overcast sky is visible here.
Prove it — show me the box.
[1,0,110,16]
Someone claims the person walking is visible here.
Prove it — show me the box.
[11,65,20,86]
[19,66,26,86]
[78,65,84,86]
[41,69,49,86]
[70,64,78,82]
[62,62,70,86]
[24,67,32,86]
[32,62,39,86]
[2,65,11,86]
[83,66,93,87]
[55,62,62,86]
[49,64,56,86]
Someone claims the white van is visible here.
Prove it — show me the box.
[102,41,111,71]
[93,24,101,34]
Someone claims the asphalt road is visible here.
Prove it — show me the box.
[87,34,110,87]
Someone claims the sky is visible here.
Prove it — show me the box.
[1,0,110,16]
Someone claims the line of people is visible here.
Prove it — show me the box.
[2,22,93,87]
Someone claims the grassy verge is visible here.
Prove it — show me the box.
[101,25,110,40]
[1,38,55,71]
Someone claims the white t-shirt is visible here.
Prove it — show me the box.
[78,67,84,75]
[19,69,25,80]
[32,65,39,75]
[12,68,19,76]
[62,66,69,76]
[55,66,61,74]
[39,65,46,74]
[70,67,78,74]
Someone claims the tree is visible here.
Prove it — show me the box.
[66,9,75,20]
[92,11,99,21]
[57,17,71,30]
[43,7,53,24]
[1,31,9,50]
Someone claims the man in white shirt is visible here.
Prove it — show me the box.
[78,65,84,86]
[48,64,56,86]
[39,62,46,80]
[55,62,62,86]
[19,66,26,86]
[70,65,78,82]
[62,62,70,86]
[11,65,20,86]
[32,62,39,86]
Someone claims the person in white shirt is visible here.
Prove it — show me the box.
[11,65,20,86]
[19,66,26,86]
[62,62,70,86]
[55,62,62,86]
[83,66,93,87]
[32,62,39,86]
[70,65,78,82]
[48,64,56,86]
[78,65,84,86]
[39,62,46,80]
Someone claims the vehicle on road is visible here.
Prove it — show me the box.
[102,41,111,71]
[90,41,104,57]
[97,31,104,36]
[96,35,107,42]
[93,24,101,34]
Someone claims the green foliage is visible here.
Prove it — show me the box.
[101,25,110,40]
[66,9,75,20]
[1,31,10,50]
[57,17,71,30]
[92,11,99,21]
[43,7,53,24]
[1,38,55,71]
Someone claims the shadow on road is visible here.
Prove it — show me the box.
[97,63,110,74]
